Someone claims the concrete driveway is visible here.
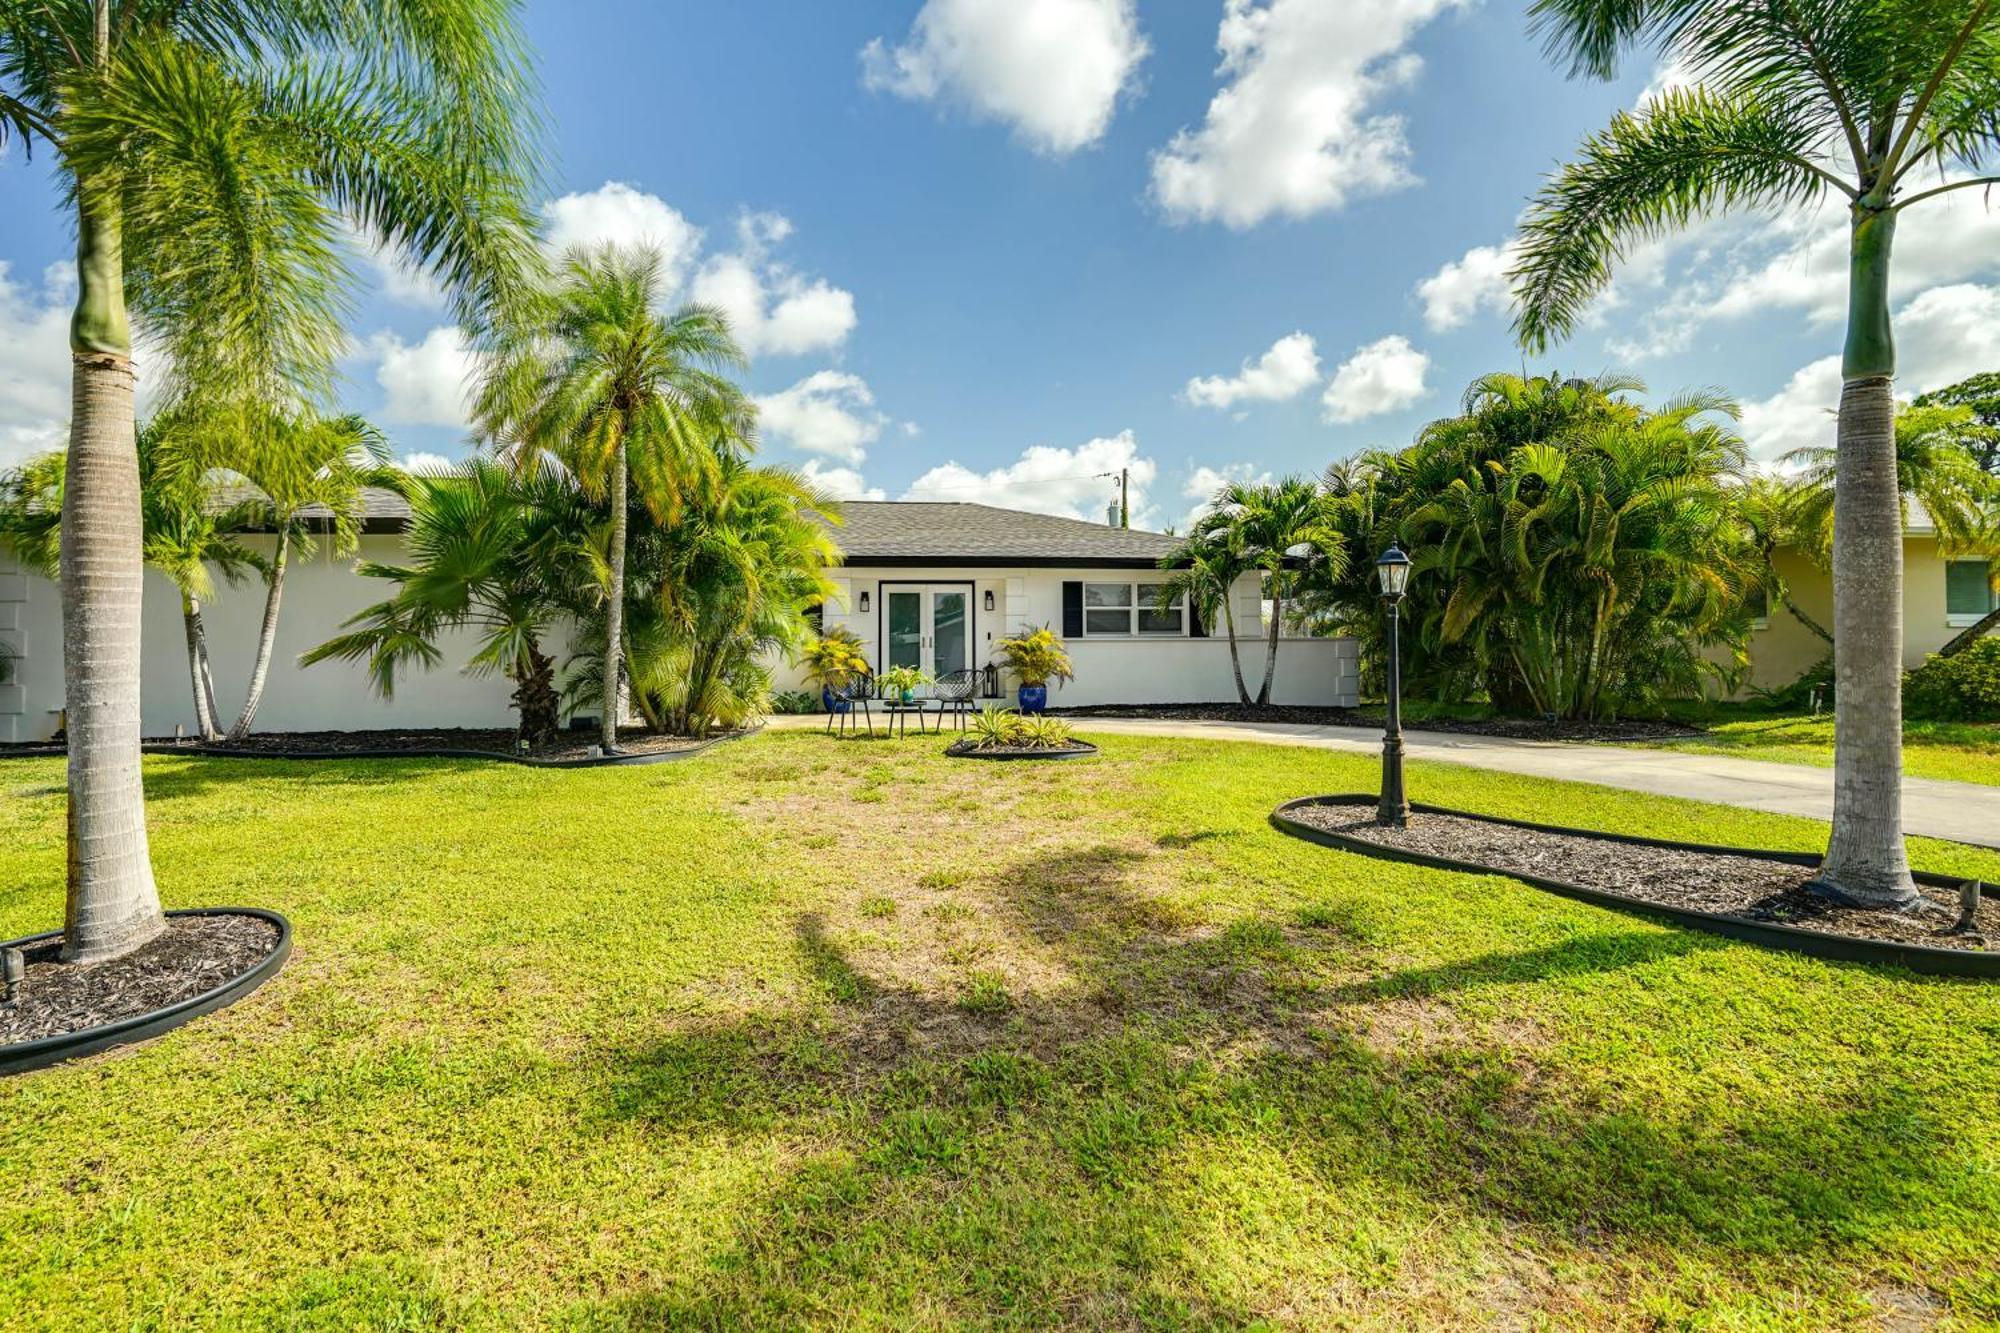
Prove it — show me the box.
[1047,717,2000,850]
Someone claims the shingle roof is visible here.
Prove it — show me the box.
[208,483,414,531]
[821,502,1180,567]
[256,489,1179,564]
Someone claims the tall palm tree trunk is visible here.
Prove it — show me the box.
[229,530,288,740]
[180,593,222,740]
[602,438,628,754]
[1256,582,1281,705]
[60,183,165,963]
[1938,605,1999,657]
[1218,589,1251,705]
[1816,205,1919,908]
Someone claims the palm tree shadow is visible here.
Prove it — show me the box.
[578,836,1983,1323]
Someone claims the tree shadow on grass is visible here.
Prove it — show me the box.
[573,836,1991,1326]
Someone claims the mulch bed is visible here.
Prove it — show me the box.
[156,727,724,761]
[1051,703,1699,743]
[1288,802,1995,951]
[944,740,1097,759]
[1,914,280,1045]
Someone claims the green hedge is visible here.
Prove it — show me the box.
[1905,639,2000,722]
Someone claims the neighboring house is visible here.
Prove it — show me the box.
[0,497,1360,742]
[779,502,1360,709]
[1745,512,1997,693]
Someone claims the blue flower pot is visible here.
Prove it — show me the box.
[1018,684,1048,714]
[822,686,849,714]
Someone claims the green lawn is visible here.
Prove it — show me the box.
[1637,710,2000,787]
[4,734,1999,1328]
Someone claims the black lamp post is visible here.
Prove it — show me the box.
[1375,544,1412,827]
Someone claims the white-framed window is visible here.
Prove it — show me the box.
[1082,580,1187,636]
[1946,558,1997,627]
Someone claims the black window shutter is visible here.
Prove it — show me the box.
[1061,581,1083,638]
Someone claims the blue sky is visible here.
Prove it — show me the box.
[6,0,2000,529]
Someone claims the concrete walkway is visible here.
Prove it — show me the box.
[1038,717,2000,849]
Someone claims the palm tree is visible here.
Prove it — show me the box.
[222,411,388,739]
[477,246,750,755]
[1155,527,1254,704]
[1913,373,2000,473]
[1,0,541,961]
[301,461,596,746]
[1511,1,2000,907]
[615,457,841,737]
[0,424,266,741]
[1199,477,1346,706]
[1738,474,1833,647]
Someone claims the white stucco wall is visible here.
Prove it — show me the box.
[3,535,534,743]
[774,564,1360,708]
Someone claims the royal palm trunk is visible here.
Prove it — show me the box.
[1816,204,1919,907]
[229,530,289,739]
[60,186,166,962]
[602,438,628,753]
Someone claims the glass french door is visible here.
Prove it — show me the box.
[883,586,970,679]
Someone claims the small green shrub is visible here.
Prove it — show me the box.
[962,705,1077,751]
[770,689,819,714]
[1905,639,2000,722]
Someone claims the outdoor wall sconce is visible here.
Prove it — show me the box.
[983,590,995,611]
[858,590,871,613]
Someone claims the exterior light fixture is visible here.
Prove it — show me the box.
[983,589,995,612]
[1375,545,1413,827]
[858,590,871,613]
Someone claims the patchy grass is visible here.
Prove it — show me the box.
[3,732,2000,1327]
[1637,708,2000,787]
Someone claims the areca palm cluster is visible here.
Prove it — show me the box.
[1510,0,2000,906]
[2,0,541,961]
[1302,373,1766,721]
[586,457,841,739]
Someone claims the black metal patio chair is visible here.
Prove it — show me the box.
[826,672,876,737]
[931,668,980,732]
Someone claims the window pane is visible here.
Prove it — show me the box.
[1136,582,1182,609]
[1137,608,1182,635]
[1085,609,1130,635]
[1947,561,1995,616]
[1084,582,1132,608]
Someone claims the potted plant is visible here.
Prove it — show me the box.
[798,627,870,711]
[877,664,931,703]
[995,625,1074,714]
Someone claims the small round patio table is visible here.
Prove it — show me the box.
[881,701,934,737]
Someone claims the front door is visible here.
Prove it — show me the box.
[883,585,970,680]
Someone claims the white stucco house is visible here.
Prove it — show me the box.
[0,496,1359,743]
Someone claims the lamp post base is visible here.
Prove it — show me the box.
[1378,735,1409,827]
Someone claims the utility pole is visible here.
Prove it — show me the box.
[1120,468,1129,528]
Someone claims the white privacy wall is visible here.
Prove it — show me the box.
[777,565,1359,708]
[3,535,530,742]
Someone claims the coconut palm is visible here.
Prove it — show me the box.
[1511,0,2000,906]
[1196,478,1347,706]
[301,460,596,746]
[221,411,388,738]
[1155,526,1254,704]
[1,0,541,961]
[476,246,751,754]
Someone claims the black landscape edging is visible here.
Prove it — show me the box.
[944,741,1099,762]
[1270,795,1999,980]
[121,726,759,769]
[1,907,293,1076]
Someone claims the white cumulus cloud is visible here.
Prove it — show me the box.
[1151,0,1466,228]
[755,371,888,465]
[1180,461,1273,528]
[1743,283,2000,462]
[1183,332,1321,410]
[541,181,705,286]
[0,261,166,468]
[1321,334,1430,424]
[902,429,1158,524]
[862,0,1147,155]
[1416,240,1519,331]
[369,326,478,431]
[800,459,887,502]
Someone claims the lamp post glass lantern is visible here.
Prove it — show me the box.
[1376,545,1412,827]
